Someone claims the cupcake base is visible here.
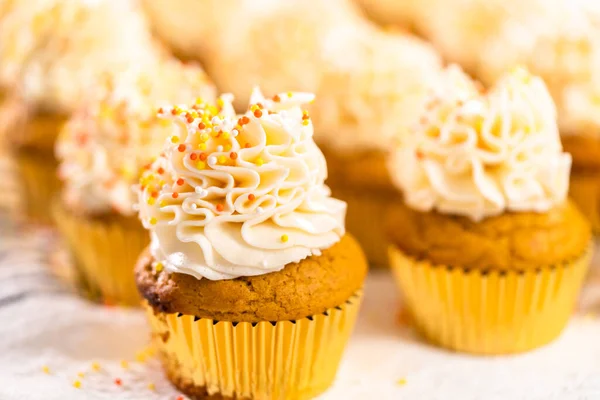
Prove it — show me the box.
[52,200,148,306]
[569,168,600,235]
[389,244,592,355]
[144,291,362,400]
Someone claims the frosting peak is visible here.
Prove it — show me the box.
[389,66,572,221]
[137,89,346,280]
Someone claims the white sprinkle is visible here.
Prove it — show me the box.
[191,203,197,209]
[211,116,221,125]
[216,145,223,152]
[208,156,217,165]
[232,129,239,137]
[256,207,264,214]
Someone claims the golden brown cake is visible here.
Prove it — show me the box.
[134,90,367,399]
[569,168,600,234]
[53,61,214,306]
[386,66,592,355]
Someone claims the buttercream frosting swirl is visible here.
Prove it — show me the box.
[56,60,215,216]
[137,89,346,280]
[389,66,572,221]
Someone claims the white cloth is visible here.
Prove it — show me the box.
[0,217,599,399]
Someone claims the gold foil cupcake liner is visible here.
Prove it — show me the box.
[52,200,148,306]
[144,291,363,400]
[389,245,592,355]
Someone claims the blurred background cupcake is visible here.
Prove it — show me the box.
[53,60,215,306]
[386,66,592,354]
[134,90,367,398]
[141,0,444,266]
[0,0,163,225]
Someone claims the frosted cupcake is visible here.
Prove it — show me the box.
[387,67,592,354]
[54,61,215,306]
[135,89,367,398]
[0,0,162,224]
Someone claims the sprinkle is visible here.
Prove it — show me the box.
[155,263,164,272]
[199,133,209,142]
[91,362,101,372]
[232,129,239,137]
[216,204,224,212]
[217,155,226,164]
[191,203,197,209]
[273,94,281,102]
[158,107,164,114]
[198,143,207,151]
[120,360,129,369]
[190,153,198,161]
[77,372,85,378]
[135,352,146,363]
[287,92,293,98]
[253,109,263,118]
[196,161,206,170]
[176,396,185,400]
[222,132,230,140]
[224,144,232,151]
[230,152,238,160]
[416,150,425,160]
[148,383,156,391]
[248,194,255,201]
[178,144,187,152]
[198,122,206,130]
[208,156,217,165]
[176,178,185,186]
[73,380,82,389]
[149,217,157,225]
[211,116,221,125]
[396,378,407,386]
[172,192,179,199]
[255,158,264,166]
[157,167,165,175]
[42,366,50,374]
[256,207,264,214]
[281,234,289,243]
[170,136,179,144]
[114,378,122,386]
[159,200,167,207]
[240,116,250,125]
[302,120,309,126]
[245,143,251,148]
[217,145,223,152]
[199,153,207,161]
[186,114,194,123]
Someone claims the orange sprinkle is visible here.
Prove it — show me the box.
[230,152,238,160]
[216,204,224,212]
[151,191,158,198]
[171,108,177,115]
[157,167,165,174]
[114,378,122,386]
[199,153,207,161]
[176,178,185,186]
[198,122,206,130]
[190,153,198,161]
[245,143,251,148]
[240,116,250,125]
[253,109,263,118]
[178,144,186,152]
[157,107,164,114]
[172,192,179,199]
[248,194,255,201]
[273,94,281,102]
[186,114,194,123]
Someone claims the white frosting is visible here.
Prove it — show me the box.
[56,61,215,216]
[562,78,600,139]
[389,66,572,221]
[137,89,346,280]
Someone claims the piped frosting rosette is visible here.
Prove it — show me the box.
[137,89,346,280]
[389,66,572,221]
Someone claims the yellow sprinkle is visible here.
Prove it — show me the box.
[159,200,167,208]
[250,104,258,112]
[195,97,204,105]
[73,380,82,389]
[255,158,264,167]
[42,366,50,374]
[91,362,101,372]
[217,98,224,107]
[222,132,230,140]
[155,263,164,273]
[224,144,232,152]
[196,161,206,170]
[158,180,165,186]
[287,92,293,98]
[149,217,157,225]
[199,133,209,142]
[135,351,147,363]
[147,197,155,206]
[170,136,179,143]
[208,105,218,115]
[77,372,85,378]
[302,119,309,126]
[396,378,407,386]
[198,143,207,151]
[218,155,227,164]
[281,234,289,243]
[147,383,156,391]
[120,360,129,369]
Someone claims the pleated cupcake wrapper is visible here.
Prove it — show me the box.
[389,245,592,355]
[144,291,363,400]
[52,200,148,306]
[569,171,600,235]
[329,186,393,267]
[14,149,61,226]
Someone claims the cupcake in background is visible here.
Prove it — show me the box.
[135,89,367,398]
[0,0,163,224]
[387,66,592,354]
[54,60,215,306]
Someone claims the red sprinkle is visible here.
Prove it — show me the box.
[216,204,224,212]
[248,194,255,201]
[172,192,179,199]
[151,191,159,198]
[198,122,206,130]
[199,153,207,161]
[253,109,263,118]
[178,144,186,152]
[157,167,165,175]
[176,178,185,186]
[230,152,238,160]
[186,114,194,123]
[190,153,198,161]
[114,378,122,386]
[176,396,184,400]
[240,116,250,125]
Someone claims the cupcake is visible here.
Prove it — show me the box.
[54,61,215,306]
[0,0,162,224]
[135,89,367,398]
[387,67,592,354]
